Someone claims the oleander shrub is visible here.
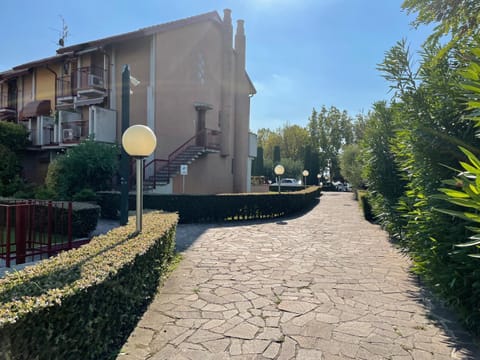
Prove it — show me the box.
[0,211,178,360]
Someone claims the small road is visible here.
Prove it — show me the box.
[118,192,479,359]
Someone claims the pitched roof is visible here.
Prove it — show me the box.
[57,11,222,54]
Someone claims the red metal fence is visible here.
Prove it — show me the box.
[0,200,76,268]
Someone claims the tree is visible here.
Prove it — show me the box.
[252,147,264,176]
[402,0,480,45]
[45,139,119,199]
[273,145,281,164]
[339,144,364,190]
[0,122,29,196]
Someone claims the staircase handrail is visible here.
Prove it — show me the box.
[140,128,221,189]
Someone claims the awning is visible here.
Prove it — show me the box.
[19,100,51,120]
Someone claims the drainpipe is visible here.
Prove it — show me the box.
[45,65,58,110]
[99,47,111,108]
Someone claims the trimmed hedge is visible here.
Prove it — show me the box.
[0,211,178,360]
[357,190,374,222]
[98,186,321,223]
[0,198,100,238]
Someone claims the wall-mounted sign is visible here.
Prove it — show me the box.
[180,164,188,175]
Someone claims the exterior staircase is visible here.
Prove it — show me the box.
[144,145,208,188]
[140,128,221,191]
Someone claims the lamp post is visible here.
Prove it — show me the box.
[302,170,309,188]
[317,173,321,186]
[122,125,157,233]
[274,164,285,194]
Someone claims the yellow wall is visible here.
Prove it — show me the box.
[113,37,151,140]
[35,67,56,112]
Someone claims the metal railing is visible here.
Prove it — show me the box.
[57,77,73,98]
[0,200,74,268]
[132,129,221,190]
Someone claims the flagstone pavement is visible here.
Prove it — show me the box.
[118,192,479,360]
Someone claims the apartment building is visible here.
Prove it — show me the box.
[0,9,256,193]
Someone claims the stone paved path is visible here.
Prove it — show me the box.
[118,192,479,359]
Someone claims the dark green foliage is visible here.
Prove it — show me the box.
[45,139,119,200]
[98,187,320,223]
[0,211,178,360]
[0,122,29,153]
[362,24,480,333]
[0,123,29,197]
[252,147,264,176]
[357,190,374,222]
[273,145,281,164]
[303,145,320,185]
[72,188,97,202]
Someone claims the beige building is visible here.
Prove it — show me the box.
[0,9,257,194]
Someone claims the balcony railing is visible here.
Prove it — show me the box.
[0,94,17,121]
[78,66,105,90]
[57,65,106,105]
[57,77,73,99]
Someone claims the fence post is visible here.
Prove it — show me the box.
[68,202,73,249]
[6,207,11,268]
[15,205,26,265]
[48,201,53,256]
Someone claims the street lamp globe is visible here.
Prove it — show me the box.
[122,124,157,233]
[274,164,285,176]
[302,170,309,188]
[122,125,157,157]
[274,164,285,194]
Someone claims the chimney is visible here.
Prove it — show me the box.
[235,20,246,70]
[223,9,233,47]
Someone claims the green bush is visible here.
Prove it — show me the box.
[45,139,119,200]
[72,188,97,202]
[0,211,178,360]
[357,190,374,222]
[98,187,321,223]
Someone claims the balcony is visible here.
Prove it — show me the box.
[0,95,16,121]
[77,66,106,100]
[57,66,107,108]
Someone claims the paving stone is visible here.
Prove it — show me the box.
[224,323,259,339]
[278,300,316,314]
[202,338,230,353]
[277,336,297,360]
[297,348,324,360]
[117,193,479,360]
[263,342,281,359]
[242,339,270,354]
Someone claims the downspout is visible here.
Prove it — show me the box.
[45,65,58,111]
[99,47,111,108]
[46,65,58,144]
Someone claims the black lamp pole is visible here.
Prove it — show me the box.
[119,65,130,225]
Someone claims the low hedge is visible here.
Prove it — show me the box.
[357,190,374,222]
[98,186,321,223]
[0,211,178,360]
[0,198,100,238]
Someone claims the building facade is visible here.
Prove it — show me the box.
[0,9,256,194]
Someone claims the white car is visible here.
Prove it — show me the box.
[272,178,301,186]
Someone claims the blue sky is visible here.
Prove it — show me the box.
[1,0,432,132]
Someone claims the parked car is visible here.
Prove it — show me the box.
[272,178,301,186]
